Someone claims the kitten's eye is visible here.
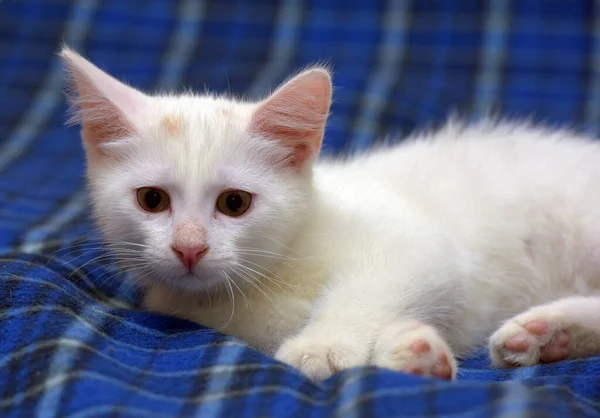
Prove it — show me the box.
[216,190,252,217]
[136,187,170,213]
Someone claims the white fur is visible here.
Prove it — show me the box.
[62,49,600,381]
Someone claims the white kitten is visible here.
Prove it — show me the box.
[62,47,600,381]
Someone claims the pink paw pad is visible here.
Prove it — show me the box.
[410,340,431,354]
[503,319,551,352]
[539,330,570,363]
[431,353,452,379]
[406,339,452,379]
[504,334,530,352]
[407,366,424,375]
[524,319,548,335]
[502,319,570,364]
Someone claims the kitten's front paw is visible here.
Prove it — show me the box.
[275,332,368,381]
[489,307,570,367]
[373,321,457,380]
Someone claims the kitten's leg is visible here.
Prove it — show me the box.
[274,265,411,380]
[372,319,458,379]
[274,264,459,379]
[489,296,600,367]
[275,230,462,381]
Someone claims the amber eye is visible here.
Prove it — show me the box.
[136,187,170,213]
[216,190,252,217]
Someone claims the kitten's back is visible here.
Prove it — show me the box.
[315,120,600,322]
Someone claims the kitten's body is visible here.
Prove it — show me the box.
[146,121,600,357]
[61,48,600,380]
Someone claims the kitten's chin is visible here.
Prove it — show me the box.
[167,280,217,293]
[139,269,224,293]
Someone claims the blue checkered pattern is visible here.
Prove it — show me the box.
[1,0,600,416]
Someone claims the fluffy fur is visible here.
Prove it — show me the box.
[62,47,600,381]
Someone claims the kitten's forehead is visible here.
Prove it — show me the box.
[150,95,255,139]
[159,113,184,137]
[140,95,259,184]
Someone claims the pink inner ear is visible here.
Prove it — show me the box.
[250,69,332,170]
[61,48,146,149]
[75,79,136,146]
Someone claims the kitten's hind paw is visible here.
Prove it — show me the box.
[372,320,458,380]
[489,308,571,367]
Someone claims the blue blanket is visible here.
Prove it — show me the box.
[1,1,600,416]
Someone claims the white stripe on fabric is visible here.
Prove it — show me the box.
[193,344,246,417]
[0,338,288,378]
[0,304,247,351]
[0,0,99,174]
[67,405,174,418]
[584,7,600,135]
[471,0,509,120]
[19,190,88,254]
[1,273,129,310]
[34,304,107,416]
[157,0,205,90]
[248,0,302,98]
[349,0,411,151]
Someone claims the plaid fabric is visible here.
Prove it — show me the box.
[1,0,600,416]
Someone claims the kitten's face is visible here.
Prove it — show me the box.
[88,98,312,291]
[61,49,331,292]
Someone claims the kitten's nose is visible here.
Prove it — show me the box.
[171,244,208,271]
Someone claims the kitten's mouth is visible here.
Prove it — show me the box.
[129,255,228,292]
[162,269,224,292]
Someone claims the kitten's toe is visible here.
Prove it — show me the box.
[539,330,570,362]
[275,333,367,381]
[489,308,570,367]
[373,321,458,380]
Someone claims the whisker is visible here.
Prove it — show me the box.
[235,260,299,295]
[227,272,250,308]
[234,263,293,297]
[217,272,236,332]
[231,266,276,305]
[233,248,308,261]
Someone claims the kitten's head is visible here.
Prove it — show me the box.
[61,48,331,292]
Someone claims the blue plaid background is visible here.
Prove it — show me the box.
[1,0,600,416]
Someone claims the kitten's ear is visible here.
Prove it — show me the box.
[60,47,149,153]
[250,67,332,171]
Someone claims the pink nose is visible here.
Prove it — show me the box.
[171,245,208,271]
